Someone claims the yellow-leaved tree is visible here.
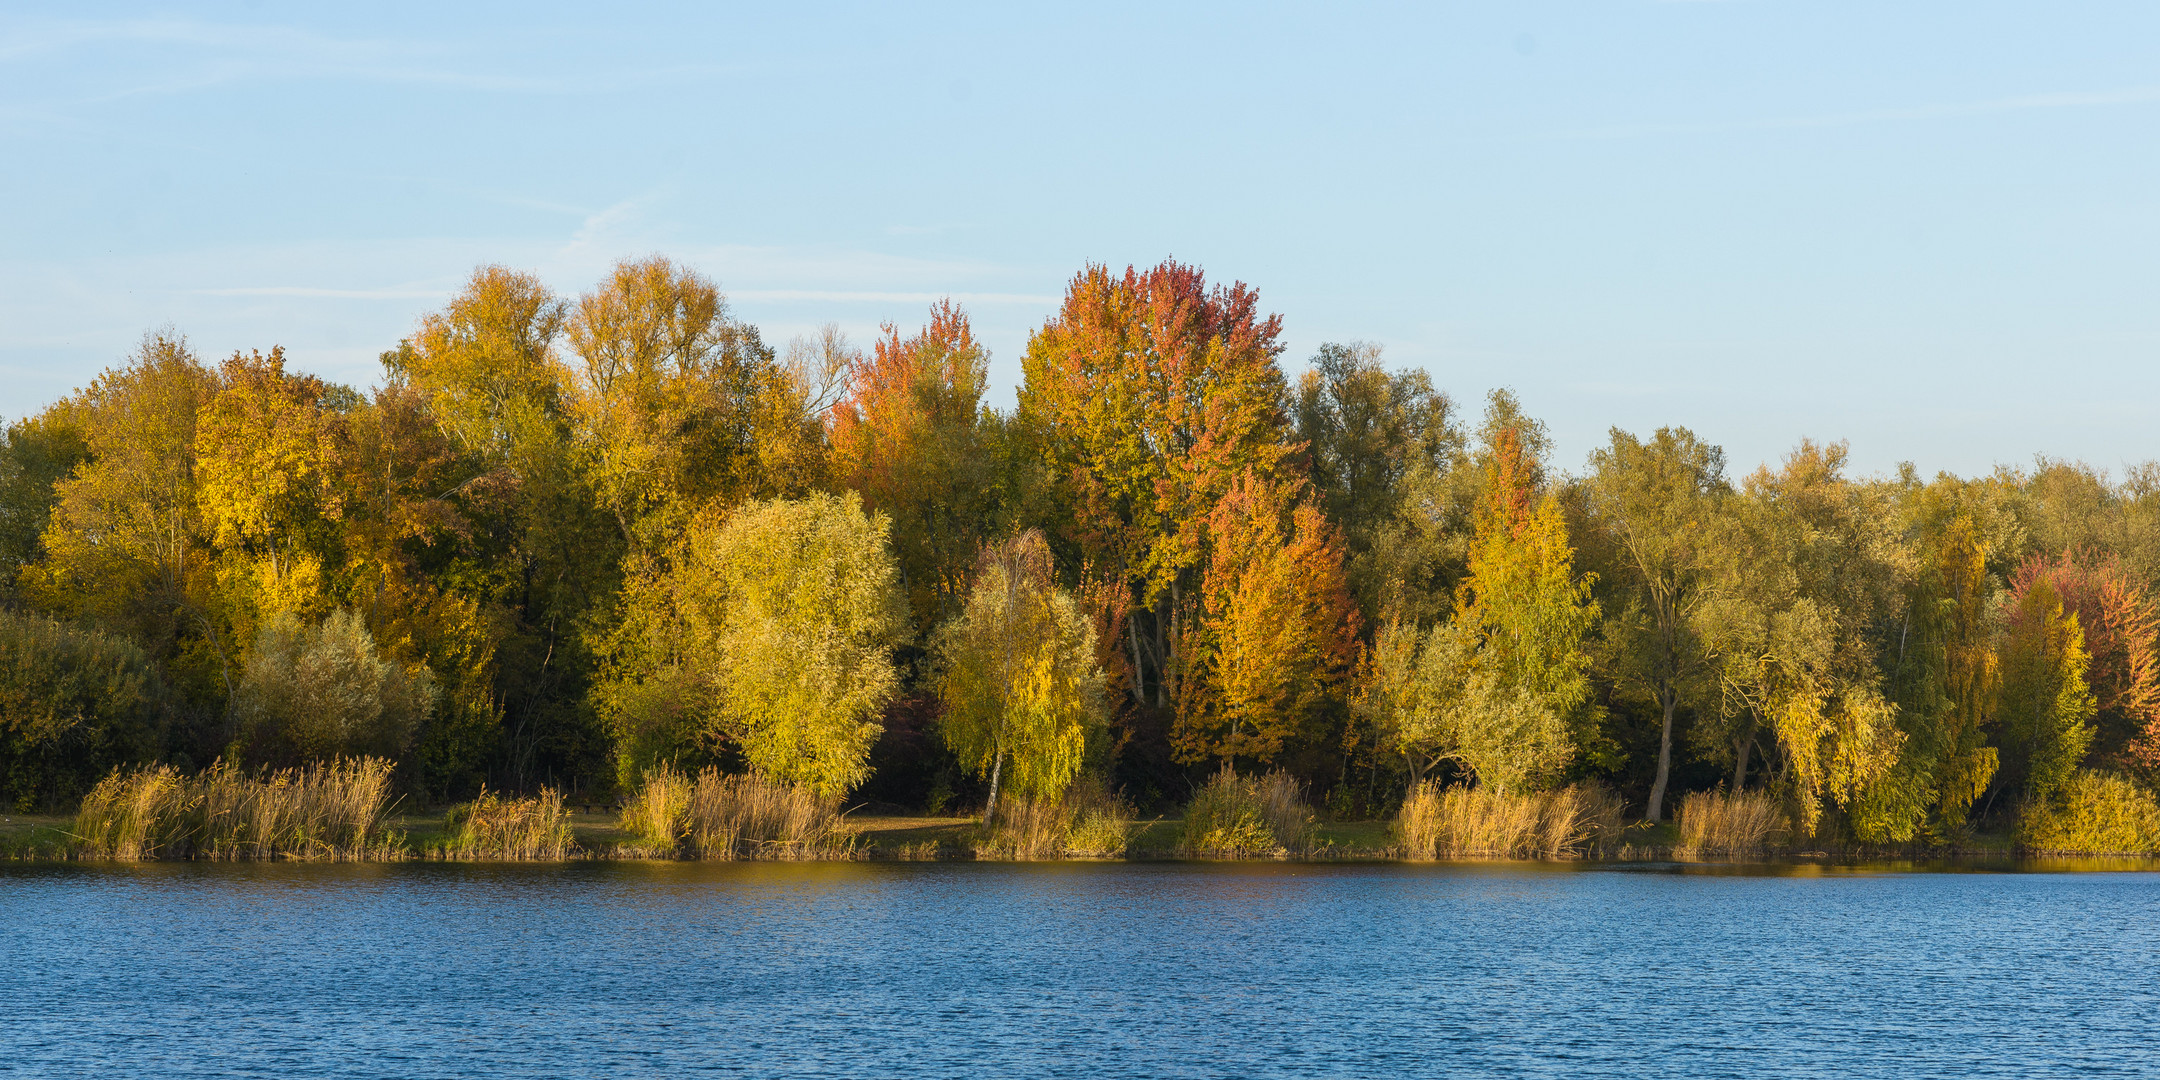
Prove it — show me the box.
[665,492,905,798]
[934,529,1107,825]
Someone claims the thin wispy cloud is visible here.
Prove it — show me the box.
[191,286,452,300]
[1551,84,2160,140]
[732,290,1059,305]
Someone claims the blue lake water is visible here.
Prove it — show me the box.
[4,860,2157,1078]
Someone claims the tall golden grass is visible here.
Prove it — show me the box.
[620,766,849,859]
[434,787,576,859]
[1396,781,1624,859]
[73,758,401,860]
[2018,770,2160,855]
[1181,768,1314,857]
[971,777,1134,859]
[1675,787,1788,856]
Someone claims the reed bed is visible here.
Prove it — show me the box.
[1180,768,1314,858]
[620,766,849,859]
[2017,770,2160,855]
[1397,781,1624,859]
[433,787,576,859]
[971,778,1135,859]
[72,758,401,860]
[1675,787,1789,856]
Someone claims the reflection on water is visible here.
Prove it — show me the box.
[5,861,2157,1078]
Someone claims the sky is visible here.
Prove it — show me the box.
[3,1,2157,479]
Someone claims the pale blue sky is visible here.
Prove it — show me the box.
[4,2,2157,478]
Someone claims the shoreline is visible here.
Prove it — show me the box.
[8,811,2155,866]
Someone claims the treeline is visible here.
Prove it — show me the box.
[4,256,2158,848]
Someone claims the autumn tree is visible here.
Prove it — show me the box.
[1364,396,1597,792]
[629,492,904,798]
[0,609,164,810]
[0,410,88,603]
[1018,260,1292,714]
[933,529,1106,823]
[24,332,230,710]
[832,300,1006,634]
[1173,470,1361,768]
[2009,551,2160,776]
[1584,425,1727,821]
[1997,575,2098,807]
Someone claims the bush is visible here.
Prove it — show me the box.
[1181,768,1313,857]
[966,778,1134,859]
[72,757,400,860]
[435,787,575,859]
[233,609,436,765]
[2018,770,2160,855]
[0,609,164,811]
[619,766,848,859]
[1397,781,1624,859]
[1676,787,1789,856]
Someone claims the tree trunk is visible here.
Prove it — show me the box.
[1126,613,1146,705]
[983,748,1005,828]
[1646,688,1678,822]
[1732,736,1752,792]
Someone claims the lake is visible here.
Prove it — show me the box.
[4,861,2156,1077]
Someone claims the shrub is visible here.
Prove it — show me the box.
[435,787,575,859]
[73,757,400,860]
[2018,770,2160,855]
[619,766,848,859]
[0,609,164,811]
[968,776,1133,859]
[1397,781,1624,859]
[1675,787,1789,856]
[1181,768,1314,857]
[233,610,436,764]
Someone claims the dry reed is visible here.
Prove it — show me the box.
[1181,768,1314,857]
[620,766,848,859]
[434,787,576,859]
[73,758,401,860]
[1675,787,1788,856]
[1397,781,1624,859]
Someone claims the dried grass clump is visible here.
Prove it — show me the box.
[435,787,575,859]
[1181,768,1314,858]
[620,766,848,860]
[1397,781,1624,859]
[2018,770,2160,855]
[970,777,1134,859]
[1676,787,1788,856]
[73,757,401,860]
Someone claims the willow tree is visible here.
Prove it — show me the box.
[671,492,905,798]
[934,530,1106,824]
[1998,575,2098,807]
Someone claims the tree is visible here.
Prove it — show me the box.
[1694,442,1907,837]
[662,492,905,798]
[0,410,89,603]
[2009,551,2160,775]
[1585,425,1728,822]
[232,609,437,764]
[933,529,1106,823]
[24,332,230,710]
[1174,470,1361,767]
[1998,575,2098,807]
[831,300,1005,634]
[1362,399,1597,793]
[1293,342,1464,626]
[0,609,164,810]
[1017,260,1292,713]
